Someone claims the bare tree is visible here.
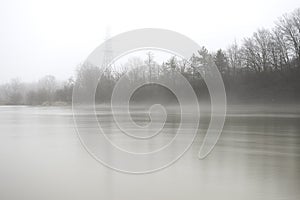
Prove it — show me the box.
[145,51,154,81]
[253,29,273,72]
[272,28,291,69]
[75,63,101,103]
[5,78,24,104]
[242,37,262,73]
[38,75,57,103]
[120,57,143,83]
[276,9,300,68]
[227,40,242,76]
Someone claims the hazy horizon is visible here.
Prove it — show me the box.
[0,0,300,83]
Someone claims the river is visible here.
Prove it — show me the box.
[0,105,299,200]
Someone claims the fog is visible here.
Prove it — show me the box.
[1,0,300,83]
[1,1,300,200]
[1,105,300,199]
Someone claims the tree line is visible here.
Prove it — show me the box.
[0,76,74,105]
[0,8,300,105]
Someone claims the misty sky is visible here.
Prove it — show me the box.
[0,0,299,83]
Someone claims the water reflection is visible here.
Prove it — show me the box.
[0,105,299,200]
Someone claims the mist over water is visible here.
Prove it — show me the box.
[0,105,299,200]
[1,0,300,199]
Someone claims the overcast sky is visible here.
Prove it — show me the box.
[0,0,299,83]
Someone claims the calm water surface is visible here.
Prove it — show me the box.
[0,105,299,200]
